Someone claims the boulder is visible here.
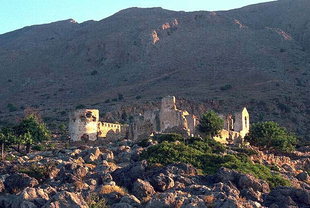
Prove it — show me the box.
[42,191,88,208]
[4,173,39,194]
[82,147,103,163]
[212,168,270,193]
[120,195,141,207]
[132,179,155,202]
[20,187,52,207]
[111,203,133,208]
[296,172,309,182]
[264,187,310,207]
[150,173,174,192]
[112,160,148,189]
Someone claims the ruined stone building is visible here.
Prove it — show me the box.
[69,96,250,144]
[214,107,250,144]
[69,109,128,142]
[129,96,198,140]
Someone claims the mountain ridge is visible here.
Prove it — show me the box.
[0,0,309,142]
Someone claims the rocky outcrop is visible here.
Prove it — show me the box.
[42,191,88,208]
[4,173,39,194]
[264,187,310,208]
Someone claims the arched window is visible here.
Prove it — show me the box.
[244,116,248,128]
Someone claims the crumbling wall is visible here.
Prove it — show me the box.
[98,122,125,138]
[69,109,99,142]
[159,96,196,136]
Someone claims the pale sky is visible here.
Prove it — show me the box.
[0,0,275,35]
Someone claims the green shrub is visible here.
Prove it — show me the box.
[245,121,297,153]
[75,104,86,109]
[220,84,232,91]
[138,138,152,147]
[198,111,224,137]
[153,133,184,143]
[140,141,203,167]
[230,147,258,156]
[90,70,98,75]
[32,144,46,151]
[86,193,108,208]
[187,137,225,154]
[18,164,49,182]
[7,103,17,112]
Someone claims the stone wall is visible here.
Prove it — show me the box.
[98,122,128,138]
[129,96,198,140]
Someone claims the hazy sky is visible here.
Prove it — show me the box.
[0,0,275,35]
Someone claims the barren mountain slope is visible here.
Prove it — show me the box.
[0,0,309,141]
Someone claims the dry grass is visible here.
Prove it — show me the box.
[74,181,87,191]
[99,185,127,196]
[203,195,215,205]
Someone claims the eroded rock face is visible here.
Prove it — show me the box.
[212,168,270,193]
[4,173,39,194]
[264,187,310,208]
[42,191,88,208]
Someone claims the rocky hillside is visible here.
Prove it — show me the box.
[0,136,309,208]
[0,0,310,141]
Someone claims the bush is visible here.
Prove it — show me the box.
[198,111,224,137]
[90,70,98,75]
[14,114,51,153]
[75,104,86,109]
[32,144,46,151]
[220,84,232,91]
[245,121,297,153]
[153,133,184,143]
[7,103,17,112]
[187,137,225,154]
[18,164,49,182]
[86,193,108,208]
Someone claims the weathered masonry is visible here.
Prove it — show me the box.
[214,107,250,144]
[69,109,127,142]
[69,96,250,144]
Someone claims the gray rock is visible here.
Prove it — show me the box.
[296,171,309,182]
[42,191,88,208]
[132,179,155,202]
[111,203,134,208]
[4,173,39,194]
[150,173,174,192]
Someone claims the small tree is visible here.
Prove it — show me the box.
[198,111,224,137]
[0,128,16,159]
[14,114,51,153]
[245,121,297,153]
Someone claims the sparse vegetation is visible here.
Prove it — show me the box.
[220,84,232,91]
[86,193,108,208]
[90,70,98,75]
[76,104,86,109]
[99,185,127,196]
[7,103,17,112]
[141,135,290,188]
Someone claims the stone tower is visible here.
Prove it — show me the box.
[159,96,189,133]
[234,107,250,138]
[69,109,99,142]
